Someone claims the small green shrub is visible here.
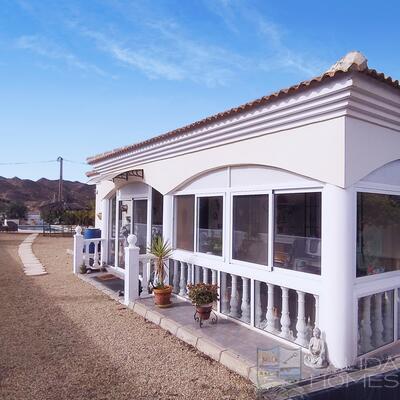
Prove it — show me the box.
[80,263,87,274]
[187,283,219,306]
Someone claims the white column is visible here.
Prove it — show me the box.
[383,291,394,343]
[295,291,308,347]
[124,234,140,306]
[229,274,240,318]
[372,292,384,348]
[241,277,250,323]
[141,260,150,297]
[211,269,217,285]
[93,240,100,267]
[173,260,179,293]
[179,261,187,297]
[320,184,356,368]
[73,226,84,274]
[187,263,192,285]
[202,267,209,284]
[266,283,275,332]
[162,194,174,245]
[280,287,291,339]
[360,295,373,354]
[254,281,263,327]
[221,272,229,313]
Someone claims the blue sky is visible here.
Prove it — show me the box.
[1,0,400,182]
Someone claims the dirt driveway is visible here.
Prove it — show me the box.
[0,234,255,400]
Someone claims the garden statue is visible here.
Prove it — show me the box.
[304,327,327,368]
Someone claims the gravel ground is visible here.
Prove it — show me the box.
[0,234,256,400]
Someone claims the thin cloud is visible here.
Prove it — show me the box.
[15,35,109,77]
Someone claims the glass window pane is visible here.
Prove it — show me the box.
[232,194,268,265]
[175,195,195,251]
[151,189,163,241]
[274,192,321,275]
[197,196,223,256]
[358,290,394,355]
[133,199,147,254]
[357,192,400,277]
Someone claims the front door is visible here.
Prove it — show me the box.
[117,200,132,268]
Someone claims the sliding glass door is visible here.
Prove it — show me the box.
[117,200,132,268]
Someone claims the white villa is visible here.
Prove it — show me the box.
[80,52,400,370]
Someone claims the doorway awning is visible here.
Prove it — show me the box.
[112,169,144,182]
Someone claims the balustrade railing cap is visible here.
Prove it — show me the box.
[75,226,82,235]
[127,234,137,248]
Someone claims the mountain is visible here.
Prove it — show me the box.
[0,176,95,210]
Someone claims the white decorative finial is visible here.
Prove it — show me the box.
[75,225,82,235]
[327,51,368,73]
[127,234,137,248]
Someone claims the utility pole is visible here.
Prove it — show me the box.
[57,156,63,203]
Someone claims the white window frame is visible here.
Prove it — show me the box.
[230,189,272,271]
[195,192,226,261]
[272,188,323,276]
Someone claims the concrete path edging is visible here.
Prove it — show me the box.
[77,273,258,384]
[18,234,47,276]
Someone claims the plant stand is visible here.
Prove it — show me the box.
[193,309,218,328]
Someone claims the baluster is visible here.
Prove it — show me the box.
[195,265,201,283]
[280,287,291,339]
[241,277,250,323]
[266,283,275,332]
[221,272,229,313]
[203,267,209,284]
[172,260,179,293]
[93,240,99,267]
[179,261,187,297]
[314,294,319,327]
[187,263,192,285]
[295,291,308,347]
[383,291,394,343]
[142,260,149,296]
[229,274,240,318]
[211,269,217,285]
[372,292,384,347]
[254,281,263,327]
[360,295,373,353]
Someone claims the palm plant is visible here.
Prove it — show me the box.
[148,236,173,289]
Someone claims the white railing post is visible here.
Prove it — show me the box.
[124,234,140,306]
[73,226,84,274]
[100,239,107,266]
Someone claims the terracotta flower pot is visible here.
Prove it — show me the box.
[195,303,213,320]
[153,285,172,308]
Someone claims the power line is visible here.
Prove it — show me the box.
[0,160,57,165]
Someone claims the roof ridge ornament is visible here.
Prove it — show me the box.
[327,51,368,73]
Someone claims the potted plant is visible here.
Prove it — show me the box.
[148,236,173,307]
[187,283,219,321]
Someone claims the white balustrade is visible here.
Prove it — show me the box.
[195,265,201,283]
[229,274,240,318]
[383,291,394,343]
[83,238,103,268]
[173,260,179,293]
[266,283,276,332]
[187,263,193,285]
[295,290,308,347]
[211,269,217,285]
[203,267,209,284]
[360,295,373,354]
[221,272,229,313]
[241,277,250,322]
[254,281,262,327]
[372,292,384,348]
[280,287,291,339]
[179,261,187,297]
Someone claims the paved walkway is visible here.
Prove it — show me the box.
[18,233,47,276]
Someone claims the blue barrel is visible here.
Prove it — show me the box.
[84,228,101,253]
